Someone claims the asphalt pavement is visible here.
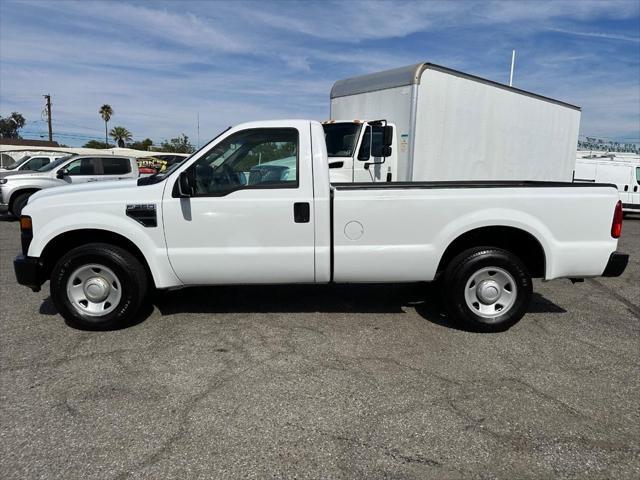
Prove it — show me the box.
[1,214,638,479]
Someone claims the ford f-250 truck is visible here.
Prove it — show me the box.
[14,120,628,332]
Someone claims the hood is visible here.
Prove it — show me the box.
[0,169,36,179]
[2,171,51,181]
[30,179,139,203]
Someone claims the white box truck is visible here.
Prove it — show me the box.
[327,62,581,183]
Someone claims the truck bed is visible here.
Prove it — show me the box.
[330,181,619,283]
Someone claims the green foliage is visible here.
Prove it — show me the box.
[0,112,26,138]
[83,140,113,149]
[109,126,133,147]
[130,138,154,151]
[160,133,194,153]
[99,104,113,122]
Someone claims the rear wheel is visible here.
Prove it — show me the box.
[50,243,149,329]
[10,192,32,217]
[442,247,532,332]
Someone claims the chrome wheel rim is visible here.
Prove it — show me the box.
[66,264,122,317]
[464,267,517,319]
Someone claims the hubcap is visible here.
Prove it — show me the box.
[66,264,122,317]
[464,267,517,319]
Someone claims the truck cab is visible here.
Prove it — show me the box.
[323,120,397,183]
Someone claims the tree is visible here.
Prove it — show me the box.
[83,140,113,149]
[99,104,113,146]
[109,126,132,148]
[130,138,153,151]
[160,133,194,153]
[0,112,26,138]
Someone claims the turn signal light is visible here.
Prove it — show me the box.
[20,216,32,232]
[611,201,623,238]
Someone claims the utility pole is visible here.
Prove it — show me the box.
[509,50,516,87]
[43,94,52,141]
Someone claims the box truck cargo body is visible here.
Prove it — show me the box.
[330,63,581,182]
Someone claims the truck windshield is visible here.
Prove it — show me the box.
[323,123,361,157]
[4,157,29,170]
[37,155,72,172]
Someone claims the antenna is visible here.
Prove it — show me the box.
[197,112,200,149]
[509,50,516,87]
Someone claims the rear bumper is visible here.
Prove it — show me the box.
[14,255,45,292]
[602,251,629,277]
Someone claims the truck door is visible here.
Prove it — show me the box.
[61,157,101,184]
[162,126,316,285]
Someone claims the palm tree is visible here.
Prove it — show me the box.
[109,126,132,148]
[99,104,113,146]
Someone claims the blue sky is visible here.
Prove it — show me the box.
[1,0,639,147]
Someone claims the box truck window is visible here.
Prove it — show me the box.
[323,123,361,157]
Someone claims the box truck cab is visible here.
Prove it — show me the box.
[329,62,581,183]
[574,153,640,213]
[323,120,397,183]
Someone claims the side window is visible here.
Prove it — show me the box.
[190,128,298,195]
[636,167,640,185]
[66,157,99,175]
[22,157,50,170]
[100,157,131,175]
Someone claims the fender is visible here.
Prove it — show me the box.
[433,207,554,278]
[28,211,182,289]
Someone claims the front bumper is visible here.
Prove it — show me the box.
[602,251,629,277]
[0,203,8,214]
[14,255,45,292]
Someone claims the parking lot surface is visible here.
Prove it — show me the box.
[1,215,638,479]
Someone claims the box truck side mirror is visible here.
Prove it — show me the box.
[382,125,393,147]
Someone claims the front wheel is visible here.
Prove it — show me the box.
[50,243,149,329]
[442,247,532,332]
[10,192,32,217]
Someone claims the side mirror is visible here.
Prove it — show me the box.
[56,169,68,179]
[177,169,195,197]
[382,125,393,147]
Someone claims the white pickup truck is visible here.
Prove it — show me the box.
[0,154,139,217]
[14,120,628,332]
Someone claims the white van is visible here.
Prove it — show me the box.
[574,153,640,213]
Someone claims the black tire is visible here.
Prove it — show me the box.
[50,243,149,329]
[10,192,32,217]
[442,247,532,332]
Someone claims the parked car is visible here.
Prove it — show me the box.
[14,120,627,331]
[0,155,139,217]
[0,154,66,178]
[574,153,640,214]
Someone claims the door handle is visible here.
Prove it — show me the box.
[634,186,638,192]
[293,202,310,223]
[624,185,628,191]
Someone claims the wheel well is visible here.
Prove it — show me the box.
[9,188,40,210]
[437,226,546,278]
[39,229,155,287]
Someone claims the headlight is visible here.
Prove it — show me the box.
[0,178,7,184]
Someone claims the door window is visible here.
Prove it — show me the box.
[636,167,640,185]
[66,157,99,175]
[190,128,298,196]
[21,157,50,170]
[100,157,131,175]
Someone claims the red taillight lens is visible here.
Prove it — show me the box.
[611,200,623,238]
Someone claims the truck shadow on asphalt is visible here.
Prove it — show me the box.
[38,283,566,332]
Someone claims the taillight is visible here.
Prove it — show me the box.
[611,200,623,238]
